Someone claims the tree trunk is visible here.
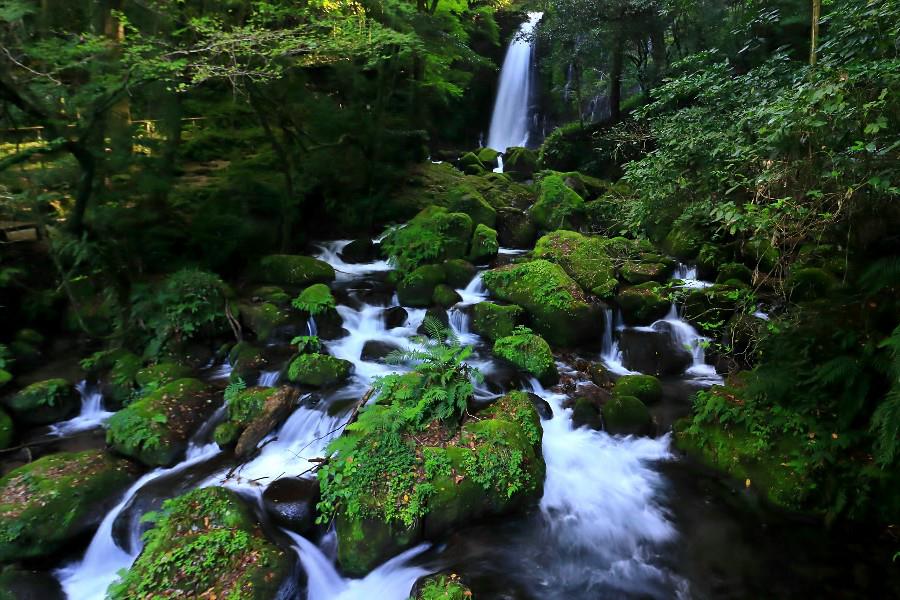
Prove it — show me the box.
[67,143,96,234]
[649,19,667,86]
[810,0,821,67]
[609,31,624,121]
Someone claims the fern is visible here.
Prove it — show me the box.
[871,325,900,467]
[860,256,900,296]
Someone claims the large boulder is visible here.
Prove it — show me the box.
[134,363,192,389]
[254,254,335,287]
[533,230,617,297]
[397,264,447,307]
[496,207,537,248]
[662,222,703,260]
[0,565,65,600]
[445,189,496,227]
[107,487,292,600]
[619,326,692,376]
[340,238,376,263]
[262,477,320,534]
[615,282,671,326]
[381,206,474,274]
[3,379,79,426]
[612,374,662,405]
[493,330,558,385]
[432,284,462,308]
[0,450,140,562]
[529,174,585,231]
[503,146,538,181]
[603,395,653,436]
[443,259,477,288]
[213,386,300,458]
[482,260,601,347]
[469,224,499,264]
[228,342,269,383]
[285,353,353,387]
[471,302,524,342]
[106,378,216,467]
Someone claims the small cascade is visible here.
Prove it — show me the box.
[308,316,319,337]
[257,370,281,387]
[286,531,430,600]
[600,308,633,375]
[314,240,392,279]
[672,263,712,289]
[209,361,234,381]
[487,12,543,151]
[493,154,504,173]
[455,273,487,305]
[50,380,114,436]
[649,305,722,383]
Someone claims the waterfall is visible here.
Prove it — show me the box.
[50,380,115,435]
[487,12,543,152]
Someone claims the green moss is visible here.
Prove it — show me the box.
[134,362,192,389]
[615,282,670,325]
[572,398,603,430]
[471,302,524,342]
[106,378,214,467]
[612,375,662,405]
[251,285,291,305]
[786,267,836,301]
[213,421,242,447]
[108,487,291,600]
[432,284,462,308]
[469,223,499,263]
[0,450,140,562]
[469,173,534,209]
[529,174,585,231]
[227,387,272,425]
[292,283,336,315]
[397,264,447,307]
[619,261,674,285]
[382,206,475,275]
[446,189,496,227]
[493,328,558,385]
[476,147,499,166]
[663,223,703,259]
[415,574,472,600]
[716,262,753,285]
[503,146,537,181]
[682,284,745,335]
[0,410,11,449]
[482,259,600,347]
[228,342,268,383]
[603,395,652,436]
[533,230,617,297]
[239,301,294,342]
[443,259,476,288]
[254,254,335,286]
[286,353,353,387]
[3,379,79,426]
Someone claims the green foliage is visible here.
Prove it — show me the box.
[291,335,322,354]
[291,283,336,315]
[381,207,474,276]
[493,326,558,385]
[413,574,471,600]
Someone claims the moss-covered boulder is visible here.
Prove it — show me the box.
[432,284,462,308]
[482,260,601,347]
[493,330,558,385]
[459,152,486,175]
[382,206,475,274]
[446,189,496,227]
[470,172,534,210]
[3,379,79,426]
[107,487,292,600]
[216,386,300,458]
[716,262,753,285]
[786,267,836,301]
[533,230,617,297]
[106,378,215,467]
[0,410,12,449]
[476,147,500,166]
[612,375,662,405]
[292,283,336,315]
[254,254,335,287]
[603,395,652,436]
[397,264,447,307]
[239,299,297,342]
[134,362,192,389]
[529,174,585,231]
[503,146,537,181]
[412,574,473,600]
[228,342,269,383]
[615,282,670,325]
[443,259,476,288]
[662,222,704,260]
[682,284,743,334]
[0,450,140,562]
[495,207,537,248]
[619,260,675,285]
[471,302,524,342]
[286,353,353,387]
[469,224,499,263]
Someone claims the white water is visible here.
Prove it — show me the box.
[601,308,635,375]
[487,12,542,152]
[672,263,713,289]
[50,380,115,436]
[314,240,392,281]
[258,369,282,387]
[288,531,430,600]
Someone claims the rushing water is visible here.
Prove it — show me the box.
[487,12,542,152]
[50,380,115,436]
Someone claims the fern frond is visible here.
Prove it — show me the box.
[860,256,900,295]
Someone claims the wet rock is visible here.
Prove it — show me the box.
[472,302,524,342]
[361,340,403,362]
[3,378,80,426]
[503,146,537,181]
[0,565,65,600]
[239,299,298,342]
[612,374,663,405]
[529,174,585,231]
[311,307,346,340]
[443,259,477,289]
[432,284,462,308]
[527,392,553,420]
[253,254,335,287]
[572,397,603,430]
[107,378,216,467]
[533,230,617,297]
[235,386,301,458]
[340,238,376,263]
[493,331,558,385]
[603,395,653,436]
[262,477,320,534]
[228,342,269,384]
[469,223,499,264]
[109,487,292,600]
[619,328,692,376]
[0,450,141,562]
[285,353,353,388]
[587,362,614,388]
[383,306,409,329]
[615,282,670,326]
[397,264,447,308]
[496,207,537,248]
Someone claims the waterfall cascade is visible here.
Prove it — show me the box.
[487,12,542,152]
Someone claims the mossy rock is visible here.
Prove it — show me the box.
[503,146,537,181]
[251,285,292,305]
[533,230,617,297]
[213,421,242,448]
[493,331,558,385]
[619,261,674,285]
[471,302,524,342]
[336,510,422,577]
[106,378,215,467]
[0,565,65,600]
[469,223,499,263]
[529,174,585,231]
[239,300,296,342]
[482,260,601,347]
[254,254,335,287]
[786,267,836,301]
[446,189,496,227]
[716,262,753,285]
[397,264,447,307]
[3,379,79,426]
[98,351,143,409]
[293,283,336,315]
[0,450,140,562]
[286,353,353,387]
[476,147,500,166]
[443,259,476,289]
[382,206,475,275]
[603,395,652,436]
[228,342,268,384]
[682,284,743,335]
[0,410,11,449]
[432,284,462,308]
[459,152,485,175]
[495,207,537,248]
[413,573,473,600]
[612,374,662,405]
[615,282,670,326]
[572,397,603,430]
[107,487,292,600]
[663,223,703,260]
[559,171,609,199]
[134,362,192,389]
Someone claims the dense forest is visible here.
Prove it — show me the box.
[0,0,898,598]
